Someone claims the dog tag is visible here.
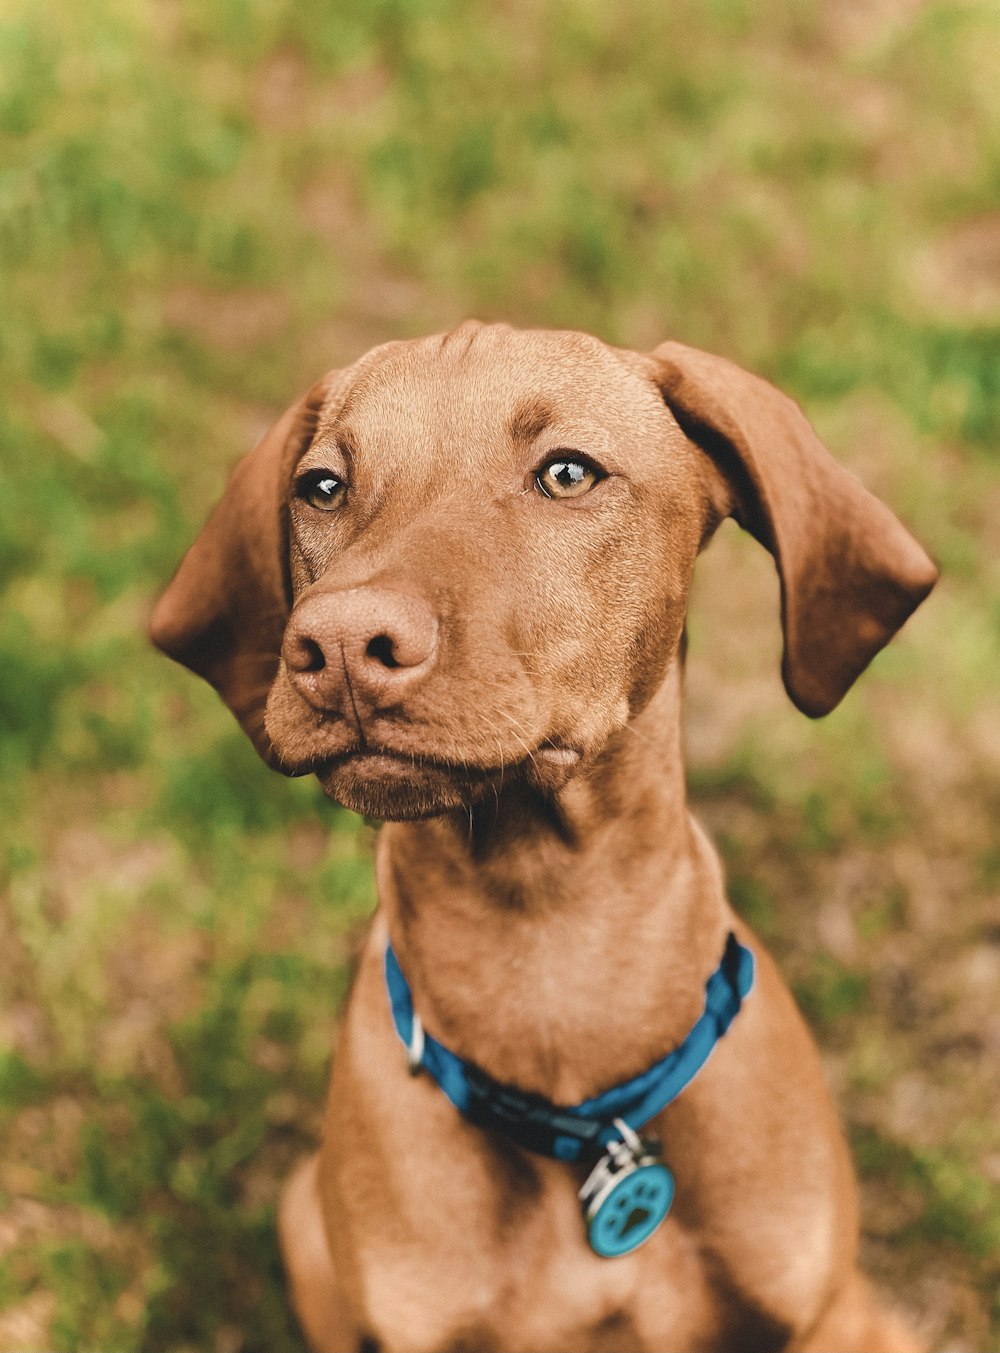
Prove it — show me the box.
[579,1120,674,1258]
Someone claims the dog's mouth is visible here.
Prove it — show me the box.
[309,742,582,821]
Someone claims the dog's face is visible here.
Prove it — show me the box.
[151,322,937,821]
[264,326,706,819]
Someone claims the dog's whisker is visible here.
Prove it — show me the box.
[619,720,651,745]
[489,708,541,771]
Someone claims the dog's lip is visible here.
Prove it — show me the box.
[327,747,491,777]
[309,740,581,779]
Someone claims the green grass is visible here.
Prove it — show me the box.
[2,0,999,1348]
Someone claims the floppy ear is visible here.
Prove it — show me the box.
[648,340,938,717]
[150,377,335,768]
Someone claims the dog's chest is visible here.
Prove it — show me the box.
[333,935,742,1353]
[352,1201,722,1353]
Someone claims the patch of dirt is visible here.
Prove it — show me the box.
[2,1097,88,1199]
[99,914,210,1087]
[0,1287,56,1352]
[252,49,311,132]
[0,893,55,1060]
[300,175,429,326]
[296,172,447,370]
[145,0,185,49]
[0,1196,151,1351]
[252,48,392,133]
[47,829,176,920]
[915,213,1000,321]
[683,519,784,767]
[31,395,103,460]
[163,286,292,353]
[0,1196,121,1263]
[822,0,928,53]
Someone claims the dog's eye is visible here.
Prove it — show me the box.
[535,458,602,499]
[297,470,344,511]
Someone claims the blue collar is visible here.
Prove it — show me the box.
[384,931,754,1163]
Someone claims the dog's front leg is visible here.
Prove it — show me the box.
[280,1153,363,1353]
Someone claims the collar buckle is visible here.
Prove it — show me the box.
[464,1063,604,1157]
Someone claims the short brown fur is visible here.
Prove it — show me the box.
[152,322,937,1353]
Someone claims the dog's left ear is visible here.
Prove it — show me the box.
[150,377,335,767]
[646,340,938,717]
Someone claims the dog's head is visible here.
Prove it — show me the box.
[151,322,937,820]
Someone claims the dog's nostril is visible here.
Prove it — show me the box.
[298,637,326,672]
[366,634,400,669]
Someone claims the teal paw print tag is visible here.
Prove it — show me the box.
[579,1120,674,1258]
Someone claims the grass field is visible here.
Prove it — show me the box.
[1,1,999,1349]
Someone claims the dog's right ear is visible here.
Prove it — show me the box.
[150,377,336,768]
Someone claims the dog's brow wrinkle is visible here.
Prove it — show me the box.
[332,422,359,448]
[507,396,554,445]
[339,436,358,478]
[438,320,482,356]
[323,425,358,471]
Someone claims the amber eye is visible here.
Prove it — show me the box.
[297,469,344,511]
[535,457,602,499]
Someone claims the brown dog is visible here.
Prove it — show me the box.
[152,323,937,1353]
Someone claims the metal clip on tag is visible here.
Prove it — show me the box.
[407,1013,425,1075]
[578,1119,675,1258]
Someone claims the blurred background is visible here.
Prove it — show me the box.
[1,1,999,1349]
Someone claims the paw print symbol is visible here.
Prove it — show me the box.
[589,1162,675,1257]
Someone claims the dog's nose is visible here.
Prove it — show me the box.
[282,587,439,713]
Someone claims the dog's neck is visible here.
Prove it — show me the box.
[377,663,729,1104]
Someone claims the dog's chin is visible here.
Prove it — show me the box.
[315,754,476,821]
[313,746,583,822]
